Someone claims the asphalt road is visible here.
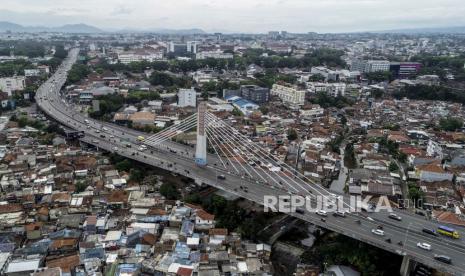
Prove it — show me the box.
[35,49,465,275]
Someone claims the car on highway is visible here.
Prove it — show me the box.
[217,175,226,180]
[422,228,438,236]
[333,210,346,217]
[417,242,431,251]
[91,140,99,144]
[296,208,305,214]
[433,254,452,264]
[388,213,402,221]
[316,210,327,216]
[371,229,385,236]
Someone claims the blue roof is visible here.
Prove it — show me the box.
[233,98,258,108]
[181,220,195,236]
[174,241,191,259]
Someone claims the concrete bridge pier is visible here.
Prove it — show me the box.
[400,255,412,276]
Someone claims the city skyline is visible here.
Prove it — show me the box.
[1,0,465,33]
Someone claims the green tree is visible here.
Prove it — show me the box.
[389,162,399,172]
[115,159,132,172]
[75,181,88,193]
[54,45,68,59]
[439,117,463,131]
[160,182,179,199]
[287,128,298,141]
[67,63,90,84]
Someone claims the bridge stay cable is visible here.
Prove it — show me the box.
[205,114,299,192]
[205,116,286,187]
[205,112,352,209]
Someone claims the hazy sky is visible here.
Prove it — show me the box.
[1,0,465,33]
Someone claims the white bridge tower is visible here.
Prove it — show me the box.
[195,101,207,166]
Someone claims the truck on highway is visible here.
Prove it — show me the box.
[437,225,460,239]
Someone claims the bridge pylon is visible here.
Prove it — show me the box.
[195,101,207,166]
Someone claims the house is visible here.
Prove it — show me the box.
[417,163,454,182]
[195,209,215,229]
[129,112,155,126]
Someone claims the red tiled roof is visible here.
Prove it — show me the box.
[0,204,22,214]
[177,267,193,276]
[196,209,215,221]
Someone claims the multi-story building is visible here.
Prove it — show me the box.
[0,76,25,96]
[351,60,390,73]
[178,88,197,107]
[169,42,188,54]
[300,104,324,121]
[271,83,305,110]
[196,51,233,60]
[186,41,198,54]
[389,62,422,79]
[118,49,163,64]
[306,82,346,97]
[310,66,340,81]
[240,85,270,104]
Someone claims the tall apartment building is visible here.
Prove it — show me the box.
[271,83,305,110]
[186,41,198,54]
[240,85,270,104]
[178,88,197,107]
[0,76,25,96]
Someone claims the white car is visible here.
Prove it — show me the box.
[113,147,118,151]
[417,242,431,251]
[316,210,327,217]
[371,229,385,236]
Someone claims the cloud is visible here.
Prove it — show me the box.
[112,6,133,16]
[0,0,465,33]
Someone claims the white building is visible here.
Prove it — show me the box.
[192,70,216,84]
[196,51,233,60]
[271,83,305,110]
[310,66,339,81]
[306,82,346,97]
[0,76,25,96]
[178,88,197,107]
[351,60,390,73]
[300,105,324,120]
[24,69,41,77]
[118,49,163,64]
[186,41,198,54]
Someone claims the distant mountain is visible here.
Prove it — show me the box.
[114,27,207,34]
[54,24,103,33]
[150,28,206,35]
[374,26,465,34]
[0,21,103,33]
[0,21,206,34]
